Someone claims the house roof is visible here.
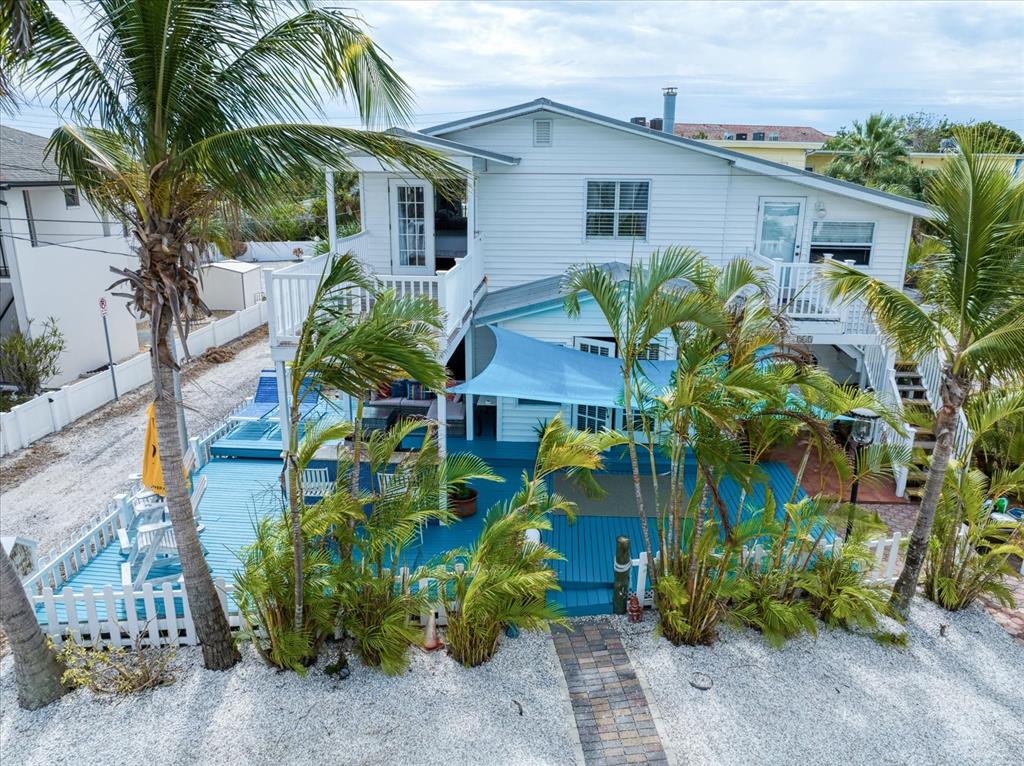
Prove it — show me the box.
[423,98,933,219]
[385,128,519,165]
[674,123,830,143]
[474,261,699,323]
[0,126,64,186]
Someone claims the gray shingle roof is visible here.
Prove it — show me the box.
[0,126,62,185]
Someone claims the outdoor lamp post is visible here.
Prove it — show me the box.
[846,407,880,538]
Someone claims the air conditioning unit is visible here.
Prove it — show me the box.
[722,132,735,140]
[735,132,748,140]
[649,117,664,131]
[752,131,765,141]
[769,132,780,141]
[630,116,647,127]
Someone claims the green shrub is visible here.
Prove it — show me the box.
[0,317,66,395]
[338,569,426,675]
[797,533,893,632]
[923,467,1024,611]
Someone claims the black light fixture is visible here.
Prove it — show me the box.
[846,407,880,538]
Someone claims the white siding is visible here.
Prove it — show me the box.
[497,397,567,442]
[442,112,913,291]
[355,172,394,274]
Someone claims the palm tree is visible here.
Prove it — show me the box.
[0,546,69,709]
[283,253,447,629]
[825,113,909,185]
[14,1,460,669]
[824,128,1024,615]
[563,249,725,571]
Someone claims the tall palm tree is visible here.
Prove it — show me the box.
[284,253,447,629]
[825,113,909,185]
[824,128,1024,615]
[0,546,69,709]
[563,249,725,570]
[14,0,459,669]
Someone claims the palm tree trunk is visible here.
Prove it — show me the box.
[622,383,656,576]
[0,546,70,710]
[152,320,239,669]
[890,378,962,616]
[287,444,303,632]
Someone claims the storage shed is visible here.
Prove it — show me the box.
[199,261,264,311]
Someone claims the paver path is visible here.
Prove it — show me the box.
[553,620,669,766]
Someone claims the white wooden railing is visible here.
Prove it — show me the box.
[266,236,483,349]
[627,533,904,608]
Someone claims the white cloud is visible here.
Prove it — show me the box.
[7,0,1022,136]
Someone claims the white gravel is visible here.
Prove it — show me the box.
[0,336,270,553]
[618,600,1024,766]
[0,632,580,766]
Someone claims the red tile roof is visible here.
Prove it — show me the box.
[674,123,831,142]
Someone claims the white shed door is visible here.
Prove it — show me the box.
[389,179,434,275]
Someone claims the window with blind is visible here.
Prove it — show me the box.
[585,180,649,239]
[809,221,875,266]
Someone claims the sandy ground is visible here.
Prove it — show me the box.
[0,633,580,766]
[619,601,1024,766]
[0,328,271,554]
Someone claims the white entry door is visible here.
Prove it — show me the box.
[572,337,615,431]
[756,197,805,262]
[389,179,434,274]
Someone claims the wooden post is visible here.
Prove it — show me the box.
[613,535,631,614]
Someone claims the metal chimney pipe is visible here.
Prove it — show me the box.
[662,87,677,134]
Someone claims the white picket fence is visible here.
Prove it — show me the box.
[0,301,269,457]
[626,533,904,608]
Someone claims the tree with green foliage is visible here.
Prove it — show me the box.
[825,128,1024,616]
[10,0,460,670]
[0,317,66,395]
[824,113,908,181]
[956,121,1024,154]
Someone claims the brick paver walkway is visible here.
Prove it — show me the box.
[979,575,1024,647]
[553,620,669,766]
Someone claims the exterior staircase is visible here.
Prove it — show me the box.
[895,361,936,501]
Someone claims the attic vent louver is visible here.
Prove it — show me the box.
[533,119,553,147]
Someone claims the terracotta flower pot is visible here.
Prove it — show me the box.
[448,486,479,518]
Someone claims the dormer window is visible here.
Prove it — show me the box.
[533,119,553,147]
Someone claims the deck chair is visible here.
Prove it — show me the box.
[120,519,207,589]
[303,467,333,499]
[230,369,281,421]
[119,474,208,554]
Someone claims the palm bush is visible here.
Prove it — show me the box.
[434,415,617,665]
[922,465,1024,611]
[798,533,893,632]
[337,419,500,674]
[435,503,567,667]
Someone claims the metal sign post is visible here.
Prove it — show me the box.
[99,297,118,400]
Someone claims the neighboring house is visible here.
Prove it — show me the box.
[264,95,937,496]
[670,122,830,168]
[0,125,138,387]
[805,148,1024,177]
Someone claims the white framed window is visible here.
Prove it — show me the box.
[585,180,649,239]
[533,119,553,147]
[63,187,80,208]
[809,221,875,266]
[575,404,610,432]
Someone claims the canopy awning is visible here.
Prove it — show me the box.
[449,327,676,408]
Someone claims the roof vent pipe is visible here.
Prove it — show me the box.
[662,87,677,134]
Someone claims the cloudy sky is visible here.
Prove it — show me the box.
[7,0,1024,137]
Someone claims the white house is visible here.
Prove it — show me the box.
[263,95,940,496]
[0,126,138,388]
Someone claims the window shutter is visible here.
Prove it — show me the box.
[533,119,553,147]
[811,221,875,244]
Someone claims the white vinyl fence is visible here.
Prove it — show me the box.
[627,533,905,608]
[0,301,268,457]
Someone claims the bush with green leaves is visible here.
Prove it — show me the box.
[0,317,66,395]
[798,533,894,633]
[434,415,619,665]
[923,465,1024,611]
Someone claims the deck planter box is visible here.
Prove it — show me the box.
[449,486,479,518]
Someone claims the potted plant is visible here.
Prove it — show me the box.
[448,481,479,518]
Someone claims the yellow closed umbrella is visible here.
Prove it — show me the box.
[142,404,166,496]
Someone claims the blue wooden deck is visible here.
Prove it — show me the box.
[47,432,808,621]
